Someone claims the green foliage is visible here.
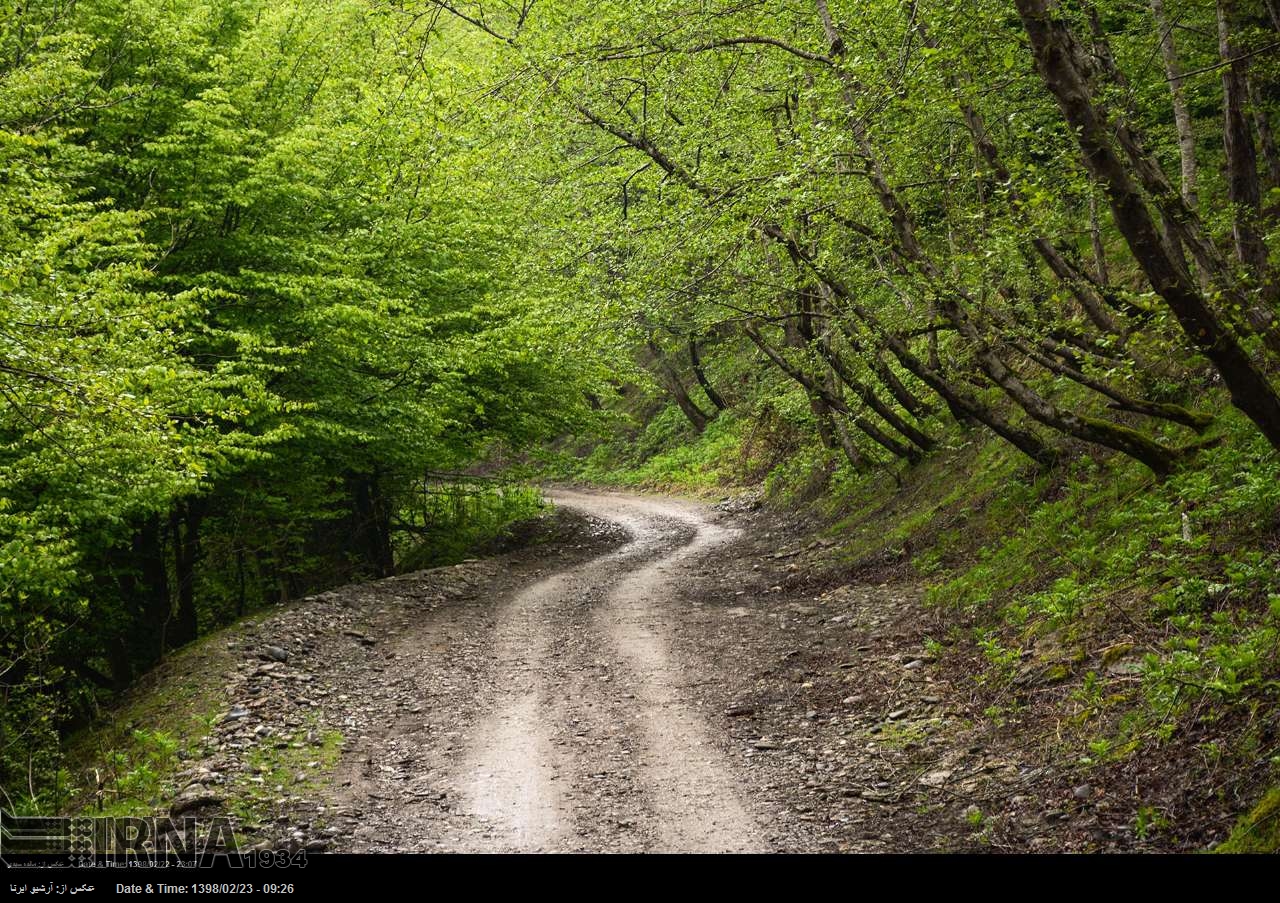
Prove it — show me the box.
[397,481,546,570]
[1217,787,1280,853]
[578,408,752,492]
[1134,805,1170,842]
[1,0,601,810]
[975,629,1022,682]
[96,729,180,817]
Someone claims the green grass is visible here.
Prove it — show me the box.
[1218,786,1280,853]
[60,630,233,817]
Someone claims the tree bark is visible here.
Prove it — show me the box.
[559,63,1041,464]
[106,636,133,690]
[688,337,728,411]
[1265,0,1280,30]
[828,409,868,471]
[746,325,920,462]
[1010,336,1213,432]
[1248,74,1280,192]
[808,364,868,470]
[1089,191,1110,286]
[763,223,1060,466]
[1150,0,1199,210]
[120,515,171,669]
[235,548,247,618]
[818,0,1180,474]
[815,283,935,419]
[646,339,712,432]
[1016,0,1280,453]
[803,315,936,452]
[1084,4,1279,351]
[1218,0,1269,283]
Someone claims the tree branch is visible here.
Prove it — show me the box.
[680,36,832,65]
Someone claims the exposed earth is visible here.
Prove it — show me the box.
[144,489,1233,853]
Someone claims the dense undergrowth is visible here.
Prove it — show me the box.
[564,394,1280,850]
[388,478,543,571]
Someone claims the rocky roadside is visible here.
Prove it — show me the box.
[661,493,1235,852]
[153,509,630,853]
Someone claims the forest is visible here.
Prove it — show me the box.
[2,0,1280,853]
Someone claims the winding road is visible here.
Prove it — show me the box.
[151,486,1189,853]
[328,490,779,852]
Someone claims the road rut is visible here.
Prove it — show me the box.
[331,490,775,852]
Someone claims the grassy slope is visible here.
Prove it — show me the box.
[567,397,1280,850]
[60,628,237,817]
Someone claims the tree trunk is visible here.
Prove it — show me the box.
[558,54,1045,464]
[829,411,868,471]
[1218,0,1270,283]
[746,325,920,462]
[762,223,1059,467]
[120,515,171,670]
[688,338,728,411]
[818,1,1179,473]
[1089,191,1110,286]
[1084,2,1279,351]
[818,284,934,418]
[351,473,395,579]
[808,373,867,471]
[940,292,1180,475]
[809,325,936,452]
[647,339,712,432]
[1248,74,1280,192]
[106,636,133,691]
[811,394,840,451]
[1150,0,1199,210]
[958,85,1120,333]
[1015,0,1280,453]
[1265,0,1280,30]
[1011,337,1213,432]
[169,501,202,648]
[235,548,247,619]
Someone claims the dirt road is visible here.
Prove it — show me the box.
[179,487,1181,854]
[328,490,782,852]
